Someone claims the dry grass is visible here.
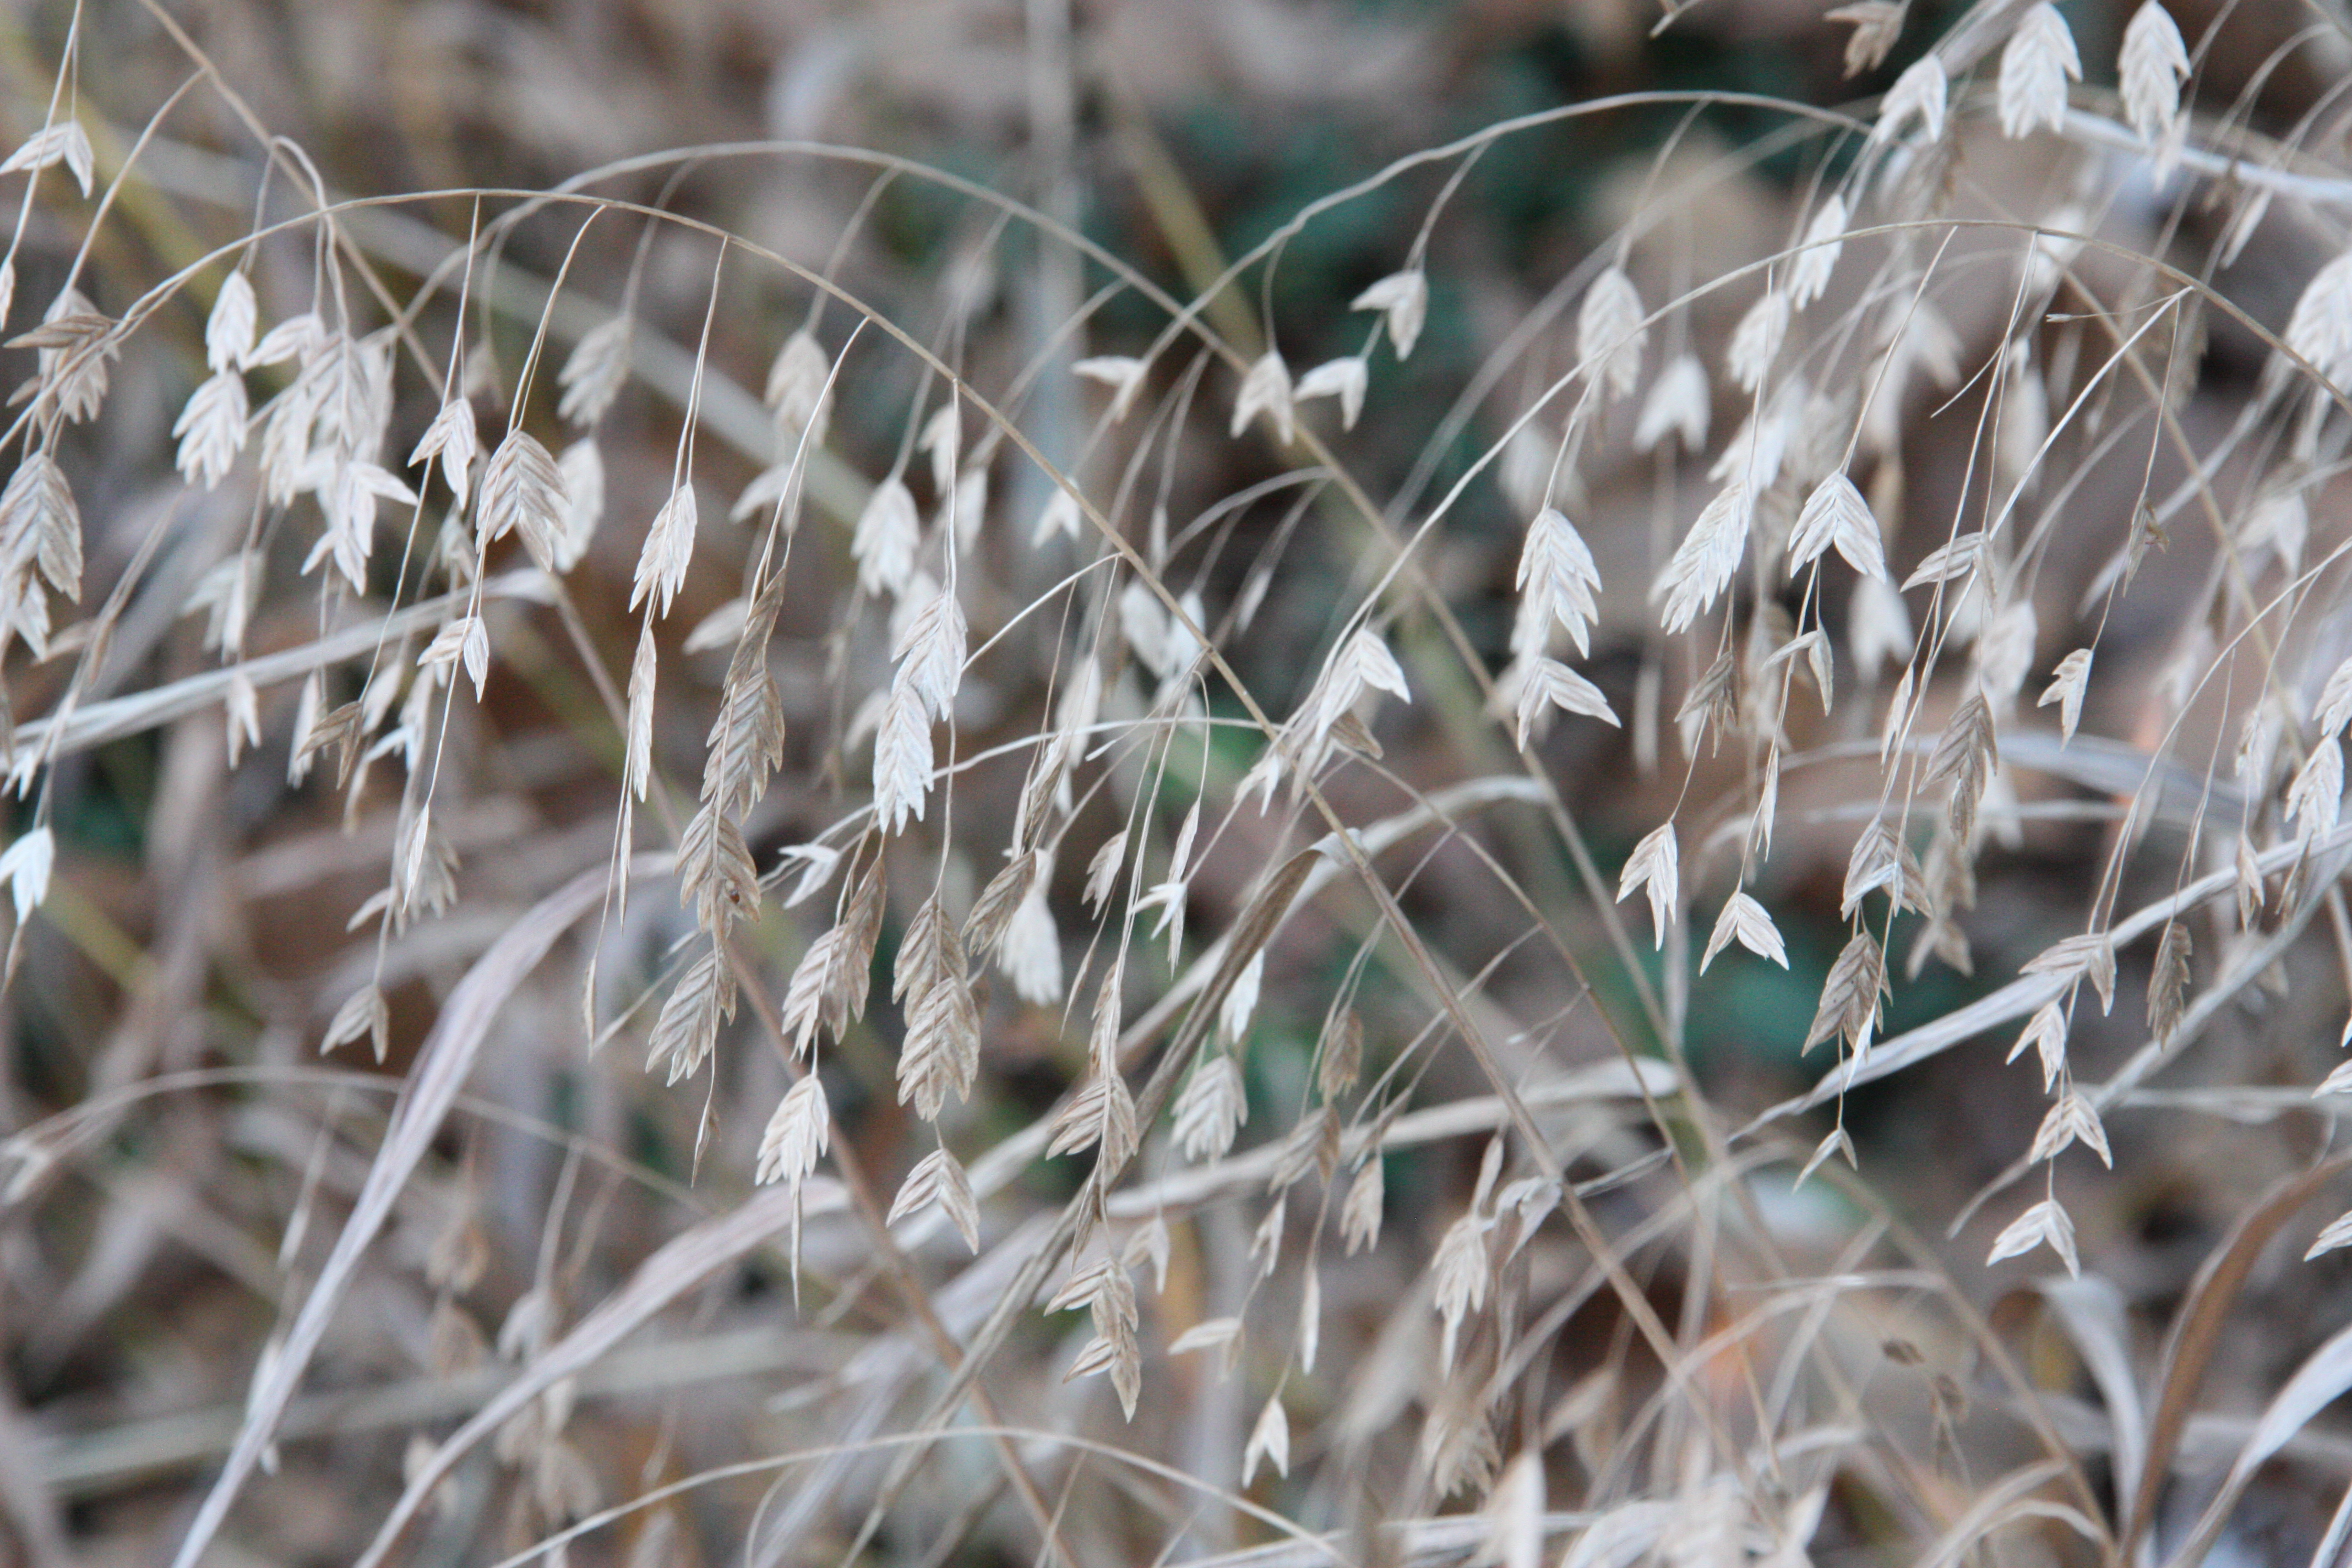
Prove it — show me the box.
[8,1,2352,1565]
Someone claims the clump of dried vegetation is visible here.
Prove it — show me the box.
[12,0,2352,1564]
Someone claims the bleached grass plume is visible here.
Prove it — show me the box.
[30,10,2352,1566]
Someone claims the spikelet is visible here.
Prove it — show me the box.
[1046,962,1137,1170]
[2286,252,2352,389]
[1432,1206,1493,1369]
[1926,689,2000,843]
[1765,619,1825,726]
[0,826,56,925]
[889,1147,979,1250]
[764,326,832,448]
[1072,355,1147,421]
[1787,472,1887,579]
[1987,1197,2079,1276]
[1826,0,1905,74]
[1615,825,1679,948]
[631,484,700,617]
[869,585,963,835]
[1578,267,1647,402]
[2302,1203,2352,1261]
[1515,658,1619,745]
[478,429,567,570]
[420,613,491,701]
[780,929,845,1059]
[1309,625,1411,740]
[1634,354,1711,454]
[1243,1395,1291,1482]
[13,291,115,426]
[1498,421,1563,516]
[248,309,324,369]
[321,982,391,1063]
[1031,486,1082,546]
[1319,1010,1364,1101]
[872,688,933,836]
[1657,483,1750,635]
[1806,930,1886,1054]
[646,949,737,1086]
[2030,1093,2113,1166]
[1726,291,1790,391]
[1903,529,1985,589]
[853,476,920,598]
[556,439,605,569]
[1084,832,1126,914]
[892,897,979,1121]
[625,623,656,799]
[1702,891,1788,971]
[678,802,758,936]
[1173,1053,1249,1162]
[892,589,967,723]
[1294,356,1369,429]
[306,459,417,592]
[1677,651,1740,756]
[558,317,631,427]
[1851,575,1914,682]
[777,842,842,908]
[197,285,268,383]
[1514,507,1604,658]
[1049,1259,1141,1418]
[756,1074,831,1187]
[1341,1160,1384,1253]
[1231,351,1294,443]
[1999,4,2082,140]
[2289,737,2344,839]
[2316,659,2352,742]
[172,369,249,491]
[1268,1105,1337,1191]
[1,120,94,197]
[2120,2,2190,154]
[964,850,1037,956]
[1874,56,1948,142]
[1840,819,1914,916]
[699,583,786,820]
[2148,919,2192,1041]
[1352,268,1428,359]
[1789,196,1849,310]
[997,851,1064,1004]
[918,402,959,497]
[2037,649,2092,741]
[408,398,481,510]
[1,449,82,624]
